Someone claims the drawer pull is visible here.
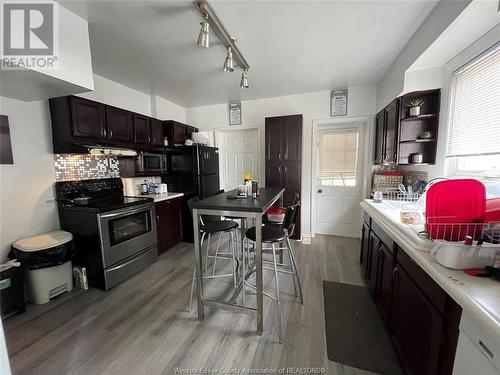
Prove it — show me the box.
[479,340,494,359]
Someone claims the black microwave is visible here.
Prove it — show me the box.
[136,152,166,173]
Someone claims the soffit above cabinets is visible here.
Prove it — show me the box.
[0,4,94,102]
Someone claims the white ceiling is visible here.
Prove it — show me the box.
[60,0,438,108]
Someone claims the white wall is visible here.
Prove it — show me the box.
[153,95,186,123]
[186,85,377,238]
[77,75,153,116]
[0,97,60,261]
[376,0,471,111]
[77,75,186,122]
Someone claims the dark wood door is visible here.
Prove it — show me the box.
[150,118,164,147]
[359,222,370,278]
[384,99,399,164]
[156,198,182,254]
[391,265,444,375]
[374,110,385,164]
[377,242,394,322]
[367,232,380,295]
[265,114,302,238]
[106,106,133,143]
[69,96,106,139]
[133,114,151,145]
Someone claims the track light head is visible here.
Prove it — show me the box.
[223,46,234,72]
[196,14,209,48]
[240,69,249,88]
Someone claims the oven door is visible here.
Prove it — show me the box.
[98,203,157,268]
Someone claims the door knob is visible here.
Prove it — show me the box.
[317,189,322,193]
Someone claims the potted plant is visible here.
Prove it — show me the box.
[407,99,424,116]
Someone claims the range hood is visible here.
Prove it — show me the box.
[88,147,137,157]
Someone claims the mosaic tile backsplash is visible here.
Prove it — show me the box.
[54,154,120,181]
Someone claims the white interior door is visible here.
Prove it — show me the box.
[218,129,260,191]
[315,122,365,237]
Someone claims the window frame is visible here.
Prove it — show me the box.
[444,42,500,180]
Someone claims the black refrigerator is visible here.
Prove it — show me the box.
[162,145,220,242]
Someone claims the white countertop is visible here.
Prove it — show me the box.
[131,192,184,203]
[361,199,500,342]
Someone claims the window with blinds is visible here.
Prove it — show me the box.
[318,130,358,187]
[446,44,500,159]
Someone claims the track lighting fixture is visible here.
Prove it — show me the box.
[222,46,234,72]
[196,13,209,48]
[195,1,250,86]
[240,69,249,88]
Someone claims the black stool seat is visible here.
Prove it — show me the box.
[201,220,239,234]
[245,226,286,243]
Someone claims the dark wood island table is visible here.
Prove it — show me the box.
[190,187,285,335]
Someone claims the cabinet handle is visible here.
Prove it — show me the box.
[392,265,398,280]
[156,215,159,221]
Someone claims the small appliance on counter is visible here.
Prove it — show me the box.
[10,230,75,304]
[56,178,157,290]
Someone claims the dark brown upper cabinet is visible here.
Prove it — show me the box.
[374,89,440,165]
[384,100,399,164]
[164,120,198,145]
[69,96,107,140]
[133,114,151,146]
[50,96,174,153]
[374,110,385,164]
[265,114,302,239]
[150,118,165,148]
[374,99,399,164]
[185,125,196,142]
[105,106,134,144]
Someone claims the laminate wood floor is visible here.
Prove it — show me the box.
[4,235,377,375]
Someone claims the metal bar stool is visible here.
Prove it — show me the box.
[187,195,239,312]
[243,202,303,343]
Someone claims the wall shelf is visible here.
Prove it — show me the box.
[400,113,438,122]
[400,139,436,144]
[397,89,440,166]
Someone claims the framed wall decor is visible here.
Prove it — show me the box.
[330,89,348,116]
[0,115,13,164]
[229,102,242,125]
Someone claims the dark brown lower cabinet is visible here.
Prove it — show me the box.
[367,232,380,295]
[359,221,370,278]
[377,242,394,322]
[155,198,182,254]
[359,212,461,375]
[391,265,444,375]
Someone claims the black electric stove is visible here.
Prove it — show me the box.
[55,178,158,290]
[55,178,153,212]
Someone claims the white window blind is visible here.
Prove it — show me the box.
[446,44,500,157]
[318,130,358,186]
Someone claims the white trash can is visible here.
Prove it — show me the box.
[11,231,74,304]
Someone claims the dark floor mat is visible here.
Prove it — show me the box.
[323,281,404,375]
